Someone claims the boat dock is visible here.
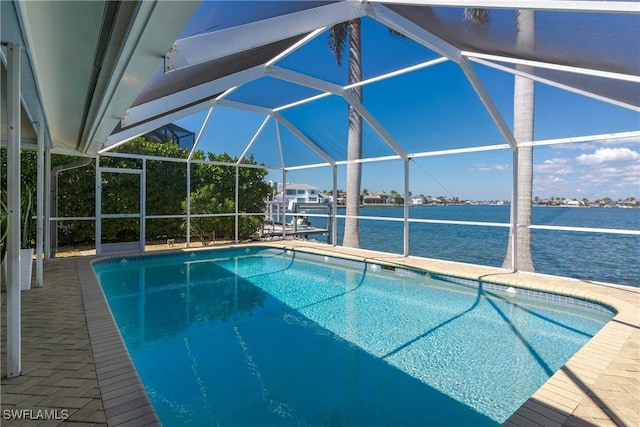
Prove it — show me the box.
[261,221,330,241]
[262,202,332,243]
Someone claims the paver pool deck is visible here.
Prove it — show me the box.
[1,241,638,426]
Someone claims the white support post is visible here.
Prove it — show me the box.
[281,171,287,239]
[332,165,338,247]
[44,144,51,259]
[235,166,239,243]
[36,122,44,286]
[403,159,410,257]
[511,150,519,271]
[186,162,191,248]
[6,43,22,378]
[95,156,102,255]
[276,121,287,239]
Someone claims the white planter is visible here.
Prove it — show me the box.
[20,248,34,290]
[3,248,34,290]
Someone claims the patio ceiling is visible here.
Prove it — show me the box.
[1,0,638,158]
[1,0,199,153]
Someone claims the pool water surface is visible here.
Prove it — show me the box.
[93,246,613,426]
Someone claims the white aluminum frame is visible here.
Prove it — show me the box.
[466,56,640,112]
[460,58,518,150]
[5,43,22,379]
[463,52,640,84]
[119,66,265,129]
[95,161,145,255]
[165,2,368,73]
[50,127,640,268]
[365,0,640,14]
[35,121,44,287]
[367,3,462,62]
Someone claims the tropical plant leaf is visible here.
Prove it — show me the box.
[328,22,348,66]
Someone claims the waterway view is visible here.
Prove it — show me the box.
[326,205,639,287]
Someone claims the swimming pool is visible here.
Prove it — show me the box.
[93,246,614,426]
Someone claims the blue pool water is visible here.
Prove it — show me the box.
[93,247,614,426]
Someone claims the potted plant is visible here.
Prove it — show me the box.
[20,184,35,290]
[0,199,7,264]
[1,184,35,290]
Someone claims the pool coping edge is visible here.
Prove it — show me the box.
[78,260,161,427]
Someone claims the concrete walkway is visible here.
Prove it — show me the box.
[1,243,639,426]
[1,258,157,426]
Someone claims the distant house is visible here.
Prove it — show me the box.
[275,183,322,204]
[618,198,638,208]
[563,199,581,207]
[411,197,424,206]
[363,192,394,204]
[318,193,333,204]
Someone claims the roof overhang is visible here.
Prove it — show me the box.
[1,0,199,155]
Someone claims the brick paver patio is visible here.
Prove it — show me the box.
[1,259,107,426]
[1,258,157,426]
[1,243,638,426]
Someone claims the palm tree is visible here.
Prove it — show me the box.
[461,7,535,270]
[464,8,489,26]
[502,10,536,271]
[329,19,363,248]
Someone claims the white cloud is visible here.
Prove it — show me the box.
[535,175,569,185]
[623,175,640,185]
[576,147,640,165]
[534,158,574,175]
[471,163,510,172]
[532,146,639,199]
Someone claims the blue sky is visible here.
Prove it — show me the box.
[176,15,639,202]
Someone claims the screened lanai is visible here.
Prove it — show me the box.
[1,0,639,380]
